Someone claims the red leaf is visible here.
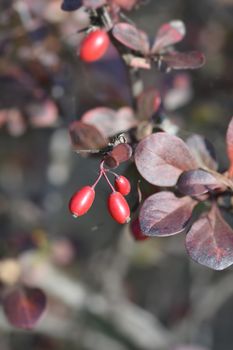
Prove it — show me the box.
[162,51,206,70]
[3,287,46,329]
[139,191,196,237]
[135,132,197,187]
[104,143,132,168]
[83,0,106,9]
[186,134,218,171]
[186,205,233,270]
[69,121,108,151]
[137,88,161,120]
[152,20,186,54]
[177,169,222,196]
[112,23,150,54]
[226,117,233,177]
[82,107,136,137]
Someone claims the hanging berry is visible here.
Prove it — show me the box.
[115,175,131,196]
[79,29,110,62]
[108,191,130,224]
[69,186,95,217]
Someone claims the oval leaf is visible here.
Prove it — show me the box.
[139,191,196,237]
[82,107,136,137]
[3,287,46,329]
[177,169,222,196]
[186,134,218,170]
[135,132,197,187]
[69,121,108,151]
[152,20,186,54]
[112,23,150,54]
[226,117,233,177]
[162,51,206,70]
[186,205,233,270]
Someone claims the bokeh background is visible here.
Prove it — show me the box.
[0,0,233,349]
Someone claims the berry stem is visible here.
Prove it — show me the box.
[92,170,103,189]
[102,171,115,192]
[105,169,119,178]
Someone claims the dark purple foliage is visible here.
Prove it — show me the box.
[151,20,186,53]
[177,169,222,196]
[69,121,108,151]
[162,52,205,70]
[186,205,233,270]
[135,132,197,186]
[3,287,46,330]
[81,106,136,137]
[112,23,149,53]
[139,191,196,237]
[186,134,218,171]
[104,143,132,167]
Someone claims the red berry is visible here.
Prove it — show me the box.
[108,192,130,224]
[79,30,110,62]
[115,175,131,196]
[130,218,149,241]
[69,186,95,217]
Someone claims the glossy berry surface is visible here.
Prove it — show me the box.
[79,30,110,62]
[115,175,131,196]
[69,186,95,217]
[130,218,149,241]
[108,192,130,224]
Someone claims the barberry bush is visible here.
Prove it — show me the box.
[65,0,233,272]
[1,1,233,349]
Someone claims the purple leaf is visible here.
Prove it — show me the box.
[152,20,186,54]
[162,51,206,70]
[186,205,233,270]
[82,107,137,137]
[177,169,222,196]
[83,0,106,9]
[186,134,218,171]
[104,143,132,168]
[137,88,161,120]
[112,23,150,54]
[135,132,197,187]
[226,117,233,177]
[139,191,196,237]
[3,287,46,330]
[69,121,108,151]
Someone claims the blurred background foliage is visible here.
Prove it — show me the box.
[0,0,233,349]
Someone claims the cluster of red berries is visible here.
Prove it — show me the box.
[69,162,131,224]
[79,29,110,62]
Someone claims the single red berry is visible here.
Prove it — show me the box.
[69,186,95,217]
[79,29,110,62]
[108,191,130,224]
[130,218,149,241]
[115,175,131,196]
